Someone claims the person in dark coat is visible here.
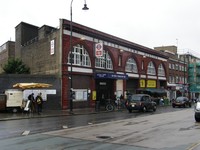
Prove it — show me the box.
[35,93,43,115]
[28,93,35,113]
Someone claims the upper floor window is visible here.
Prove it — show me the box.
[175,64,179,70]
[176,76,179,83]
[95,50,113,69]
[169,76,172,83]
[158,64,165,76]
[172,64,175,70]
[184,66,186,72]
[68,44,91,67]
[147,61,156,75]
[169,63,171,69]
[125,58,138,73]
[180,65,182,71]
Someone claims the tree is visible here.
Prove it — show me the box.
[3,58,30,74]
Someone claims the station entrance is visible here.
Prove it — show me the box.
[95,79,115,107]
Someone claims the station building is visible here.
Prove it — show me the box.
[12,19,169,109]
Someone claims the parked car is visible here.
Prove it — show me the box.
[125,94,157,113]
[172,96,191,108]
[194,101,200,122]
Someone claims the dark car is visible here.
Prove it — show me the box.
[172,96,191,108]
[125,94,157,113]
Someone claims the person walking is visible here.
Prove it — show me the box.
[36,93,43,115]
[28,93,36,113]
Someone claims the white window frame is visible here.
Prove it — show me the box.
[125,58,138,73]
[158,64,165,76]
[147,61,156,75]
[68,44,91,67]
[95,50,113,69]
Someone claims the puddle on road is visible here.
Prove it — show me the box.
[179,124,199,131]
[96,135,112,139]
[124,120,148,126]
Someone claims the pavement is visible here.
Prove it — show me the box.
[0,107,110,121]
[0,104,172,121]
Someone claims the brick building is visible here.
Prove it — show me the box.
[13,19,169,110]
[154,46,188,99]
[0,41,15,73]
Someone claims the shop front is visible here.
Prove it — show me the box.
[95,73,128,107]
[137,79,167,104]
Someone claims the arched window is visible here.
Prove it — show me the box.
[147,61,156,75]
[125,58,138,73]
[95,50,113,69]
[68,44,91,67]
[158,64,165,76]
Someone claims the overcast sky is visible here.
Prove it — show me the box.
[1,0,200,56]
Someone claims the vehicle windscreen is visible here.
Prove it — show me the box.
[176,97,184,101]
[128,95,141,102]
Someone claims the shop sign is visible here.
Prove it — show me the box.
[95,73,128,80]
[95,43,103,57]
[92,91,96,101]
[147,80,156,88]
[99,82,106,85]
[50,39,55,55]
[140,79,145,88]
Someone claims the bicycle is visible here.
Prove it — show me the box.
[105,99,115,111]
[115,98,126,110]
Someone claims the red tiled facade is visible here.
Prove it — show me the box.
[61,19,168,109]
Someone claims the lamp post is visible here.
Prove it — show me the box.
[69,0,89,113]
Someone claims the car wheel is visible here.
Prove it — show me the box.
[153,105,156,112]
[12,108,18,113]
[142,106,147,112]
[128,109,132,113]
[189,103,192,107]
[195,114,200,122]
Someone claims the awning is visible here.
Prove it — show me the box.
[13,83,52,89]
[137,88,167,94]
[167,82,176,87]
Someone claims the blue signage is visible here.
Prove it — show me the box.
[95,73,128,80]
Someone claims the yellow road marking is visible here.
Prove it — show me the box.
[187,141,200,150]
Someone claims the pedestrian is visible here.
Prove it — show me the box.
[28,93,36,113]
[160,97,164,106]
[36,93,43,115]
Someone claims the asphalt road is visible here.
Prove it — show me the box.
[0,106,198,150]
[0,105,185,140]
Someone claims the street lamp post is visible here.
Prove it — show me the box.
[69,0,89,113]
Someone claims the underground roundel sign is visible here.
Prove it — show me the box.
[95,43,103,57]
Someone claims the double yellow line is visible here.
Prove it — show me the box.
[187,141,200,150]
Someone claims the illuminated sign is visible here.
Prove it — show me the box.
[140,79,145,88]
[95,73,128,80]
[147,80,156,88]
